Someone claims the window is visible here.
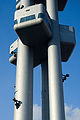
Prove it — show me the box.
[20,15,36,23]
[14,20,18,25]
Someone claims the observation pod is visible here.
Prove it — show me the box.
[60,25,76,62]
[9,39,18,65]
[9,25,76,66]
[14,4,52,48]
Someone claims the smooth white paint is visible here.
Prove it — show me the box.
[47,0,65,120]
[14,39,33,120]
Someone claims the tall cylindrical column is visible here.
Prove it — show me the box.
[20,0,33,8]
[41,60,49,120]
[47,0,65,120]
[14,39,33,120]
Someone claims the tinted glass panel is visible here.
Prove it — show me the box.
[20,15,36,23]
[14,20,18,25]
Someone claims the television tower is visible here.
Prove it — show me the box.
[9,0,76,120]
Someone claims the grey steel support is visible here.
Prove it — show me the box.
[47,0,65,120]
[14,39,33,120]
[41,60,49,120]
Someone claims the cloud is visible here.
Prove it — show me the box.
[33,104,80,120]
[33,104,42,120]
[65,104,80,120]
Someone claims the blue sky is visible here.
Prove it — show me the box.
[0,0,80,120]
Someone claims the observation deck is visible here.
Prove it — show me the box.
[9,25,76,66]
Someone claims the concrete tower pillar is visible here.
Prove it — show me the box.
[41,60,49,120]
[47,0,65,120]
[14,39,33,120]
[14,0,33,120]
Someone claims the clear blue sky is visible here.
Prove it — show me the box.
[0,0,80,120]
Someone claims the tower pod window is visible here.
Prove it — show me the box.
[14,20,18,25]
[20,15,36,23]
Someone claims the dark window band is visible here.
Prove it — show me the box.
[14,20,18,25]
[20,15,36,23]
[14,13,51,29]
